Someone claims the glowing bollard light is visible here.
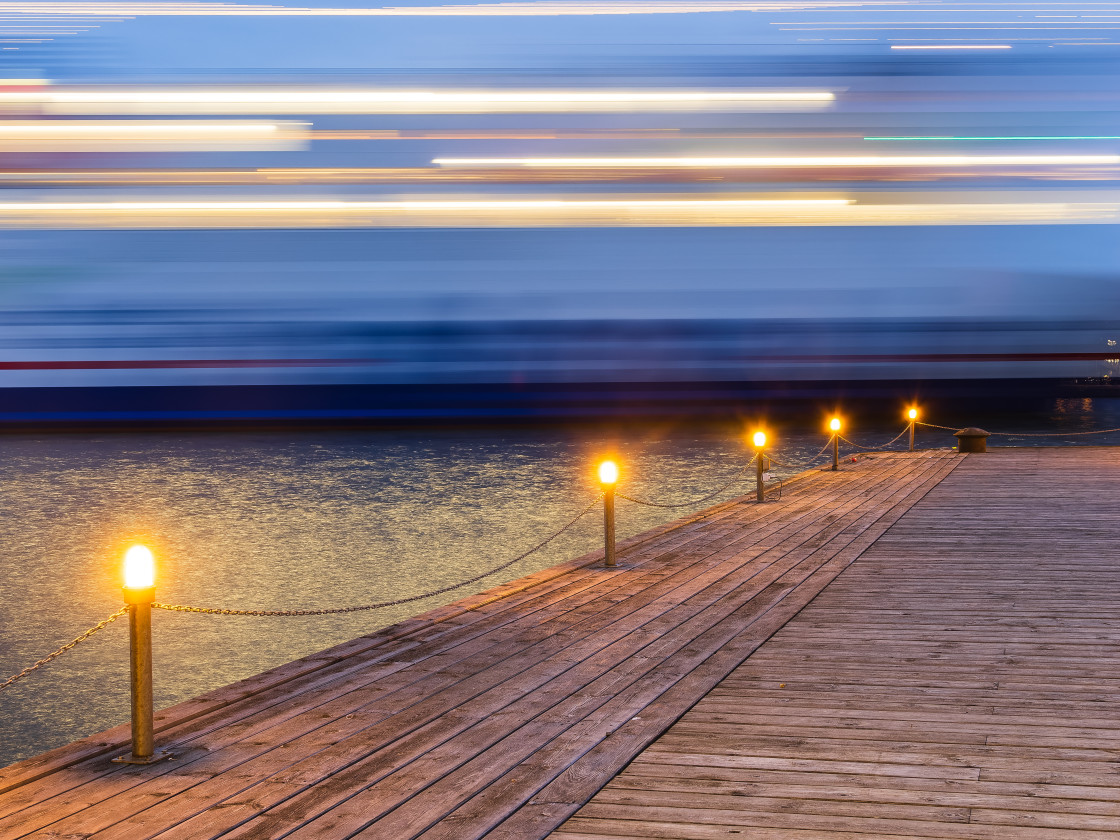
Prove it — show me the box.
[113,545,169,765]
[599,460,619,567]
[752,431,767,502]
[907,407,919,452]
[829,417,842,471]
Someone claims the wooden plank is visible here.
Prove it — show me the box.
[607,768,1120,808]
[560,809,1119,840]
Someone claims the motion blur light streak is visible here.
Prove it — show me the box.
[0,1,893,16]
[865,136,1120,141]
[432,154,1120,167]
[13,162,1117,185]
[0,196,859,228]
[889,43,1012,47]
[0,121,289,133]
[0,120,309,150]
[0,197,854,210]
[0,87,837,115]
[0,195,1115,228]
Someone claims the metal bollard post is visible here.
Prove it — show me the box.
[954,427,991,453]
[598,461,618,567]
[908,408,918,452]
[752,431,767,502]
[829,417,841,470]
[113,545,169,765]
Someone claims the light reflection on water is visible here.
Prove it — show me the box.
[3,401,1120,768]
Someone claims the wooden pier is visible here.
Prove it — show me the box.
[2,447,1119,839]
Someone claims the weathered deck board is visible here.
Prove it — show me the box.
[0,449,959,840]
[552,447,1120,840]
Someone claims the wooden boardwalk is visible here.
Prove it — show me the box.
[553,447,1120,840]
[2,447,1115,839]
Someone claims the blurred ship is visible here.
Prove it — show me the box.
[1,3,1119,424]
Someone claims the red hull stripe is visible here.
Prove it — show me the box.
[0,359,382,370]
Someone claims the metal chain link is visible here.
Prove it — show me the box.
[986,425,1120,437]
[154,494,603,617]
[0,606,129,692]
[616,456,754,509]
[766,437,835,470]
[838,424,910,453]
[918,420,1120,437]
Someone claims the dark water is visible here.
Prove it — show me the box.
[3,398,1120,768]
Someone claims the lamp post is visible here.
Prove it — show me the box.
[752,431,767,502]
[113,545,169,765]
[908,407,918,452]
[829,417,841,471]
[599,460,618,567]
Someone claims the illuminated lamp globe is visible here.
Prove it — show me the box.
[908,408,918,420]
[124,545,155,590]
[598,460,619,485]
[752,431,767,448]
[829,417,842,432]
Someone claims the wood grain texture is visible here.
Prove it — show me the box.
[552,447,1120,840]
[0,450,963,840]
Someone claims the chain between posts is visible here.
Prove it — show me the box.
[919,421,1120,437]
[0,607,130,692]
[766,438,835,470]
[616,456,754,509]
[915,421,958,431]
[838,424,911,453]
[153,494,603,617]
[972,425,1120,437]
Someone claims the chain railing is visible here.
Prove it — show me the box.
[153,493,602,617]
[0,606,129,693]
[919,421,1120,438]
[616,457,754,509]
[766,437,835,470]
[838,424,911,453]
[919,420,1120,438]
[0,495,603,694]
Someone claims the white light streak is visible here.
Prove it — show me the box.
[0,119,309,150]
[432,154,1120,167]
[0,87,837,115]
[0,198,855,211]
[0,2,893,17]
[0,194,1114,229]
[890,42,1013,47]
